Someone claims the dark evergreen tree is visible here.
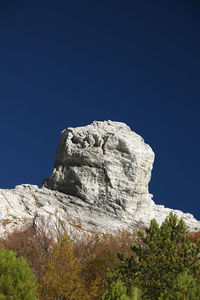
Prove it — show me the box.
[158,269,200,299]
[116,213,200,299]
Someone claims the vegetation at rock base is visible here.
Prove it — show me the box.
[0,247,38,299]
[102,278,142,300]
[38,233,99,300]
[0,213,200,299]
[158,269,200,299]
[106,212,200,299]
[0,225,135,299]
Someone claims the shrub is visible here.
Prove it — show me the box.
[0,247,38,300]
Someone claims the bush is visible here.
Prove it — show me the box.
[0,247,38,299]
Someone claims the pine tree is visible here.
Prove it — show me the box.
[102,278,127,300]
[0,247,39,300]
[159,269,200,299]
[117,213,200,299]
[102,279,142,300]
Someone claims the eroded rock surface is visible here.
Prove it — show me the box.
[0,121,200,236]
[43,121,155,213]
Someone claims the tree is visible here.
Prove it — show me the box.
[1,226,52,283]
[39,234,98,300]
[102,279,142,300]
[102,271,142,300]
[0,247,38,300]
[158,269,200,300]
[102,278,128,300]
[116,213,200,299]
[76,231,135,298]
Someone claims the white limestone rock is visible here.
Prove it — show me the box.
[0,120,200,236]
[43,121,155,209]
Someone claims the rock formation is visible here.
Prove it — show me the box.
[43,121,155,215]
[0,121,200,236]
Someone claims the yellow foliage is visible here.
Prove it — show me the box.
[39,234,98,300]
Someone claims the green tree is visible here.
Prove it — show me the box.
[102,278,127,300]
[159,269,200,300]
[102,271,142,300]
[117,213,200,299]
[0,247,38,300]
[102,278,142,300]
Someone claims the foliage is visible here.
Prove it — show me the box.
[0,247,38,300]
[102,277,142,300]
[102,278,127,300]
[0,227,136,299]
[158,269,200,299]
[188,231,200,243]
[116,213,200,299]
[1,215,200,299]
[38,234,98,300]
[0,226,136,299]
[71,230,136,299]
[0,226,51,282]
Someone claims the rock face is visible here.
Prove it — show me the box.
[0,121,200,236]
[43,121,154,215]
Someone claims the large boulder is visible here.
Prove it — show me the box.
[43,121,155,212]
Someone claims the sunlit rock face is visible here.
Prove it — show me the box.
[0,121,200,237]
[43,120,155,213]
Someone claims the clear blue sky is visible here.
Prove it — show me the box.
[0,0,200,219]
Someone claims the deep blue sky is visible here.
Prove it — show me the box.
[0,0,200,219]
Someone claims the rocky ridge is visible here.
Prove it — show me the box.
[0,121,200,236]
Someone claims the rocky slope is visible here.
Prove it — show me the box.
[0,121,200,236]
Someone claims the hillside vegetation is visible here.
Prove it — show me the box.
[0,213,200,299]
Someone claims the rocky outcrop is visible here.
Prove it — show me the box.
[0,121,200,236]
[43,121,155,214]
